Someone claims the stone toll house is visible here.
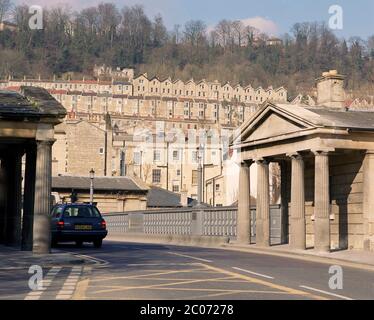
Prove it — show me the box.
[0,87,66,254]
[234,71,374,252]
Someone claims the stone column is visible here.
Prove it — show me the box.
[22,144,37,251]
[237,161,252,244]
[314,151,330,252]
[289,153,306,250]
[280,160,291,244]
[363,150,374,251]
[256,159,270,247]
[33,140,54,254]
[4,151,23,246]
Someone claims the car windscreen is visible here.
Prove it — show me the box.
[63,206,101,218]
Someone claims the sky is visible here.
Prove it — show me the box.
[15,0,374,39]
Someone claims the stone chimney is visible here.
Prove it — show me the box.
[316,70,346,109]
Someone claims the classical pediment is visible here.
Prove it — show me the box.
[248,112,305,141]
[238,103,316,144]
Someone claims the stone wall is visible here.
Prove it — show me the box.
[65,121,108,176]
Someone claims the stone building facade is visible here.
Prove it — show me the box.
[2,72,288,206]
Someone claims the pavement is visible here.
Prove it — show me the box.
[0,245,90,300]
[0,245,86,270]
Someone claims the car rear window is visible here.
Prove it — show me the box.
[51,206,64,218]
[63,206,101,218]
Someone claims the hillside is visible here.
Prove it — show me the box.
[0,2,373,98]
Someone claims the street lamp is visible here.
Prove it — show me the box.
[196,144,204,207]
[89,168,95,205]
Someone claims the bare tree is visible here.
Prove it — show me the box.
[183,20,206,47]
[0,0,11,22]
[172,24,181,44]
[79,6,99,35]
[151,14,167,47]
[97,3,120,47]
[231,20,245,47]
[214,20,232,48]
[121,5,152,63]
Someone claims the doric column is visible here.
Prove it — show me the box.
[280,160,291,244]
[256,159,270,247]
[314,151,331,252]
[363,150,374,251]
[289,153,306,250]
[237,160,252,244]
[22,144,37,251]
[33,140,54,254]
[4,151,23,246]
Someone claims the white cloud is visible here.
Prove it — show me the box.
[240,16,279,36]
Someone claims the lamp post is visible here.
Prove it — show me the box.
[89,168,95,205]
[140,150,143,179]
[197,144,203,207]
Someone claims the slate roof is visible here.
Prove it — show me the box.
[305,107,374,130]
[275,104,374,130]
[52,176,147,192]
[0,86,66,119]
[146,187,182,208]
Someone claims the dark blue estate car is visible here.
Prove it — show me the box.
[51,204,108,248]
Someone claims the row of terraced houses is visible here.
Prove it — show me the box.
[0,70,288,208]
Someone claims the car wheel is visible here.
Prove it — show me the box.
[76,241,83,247]
[93,239,102,248]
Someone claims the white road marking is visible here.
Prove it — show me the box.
[232,267,275,279]
[299,285,354,300]
[56,266,83,300]
[168,252,213,263]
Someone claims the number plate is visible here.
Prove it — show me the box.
[75,225,92,230]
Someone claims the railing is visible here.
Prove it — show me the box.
[144,209,193,235]
[104,205,282,243]
[105,214,129,233]
[202,207,238,237]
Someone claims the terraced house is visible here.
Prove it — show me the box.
[1,69,288,207]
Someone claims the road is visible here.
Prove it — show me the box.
[2,240,374,300]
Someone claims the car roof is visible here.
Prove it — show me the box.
[56,203,95,208]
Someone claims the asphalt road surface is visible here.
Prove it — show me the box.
[2,240,374,300]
